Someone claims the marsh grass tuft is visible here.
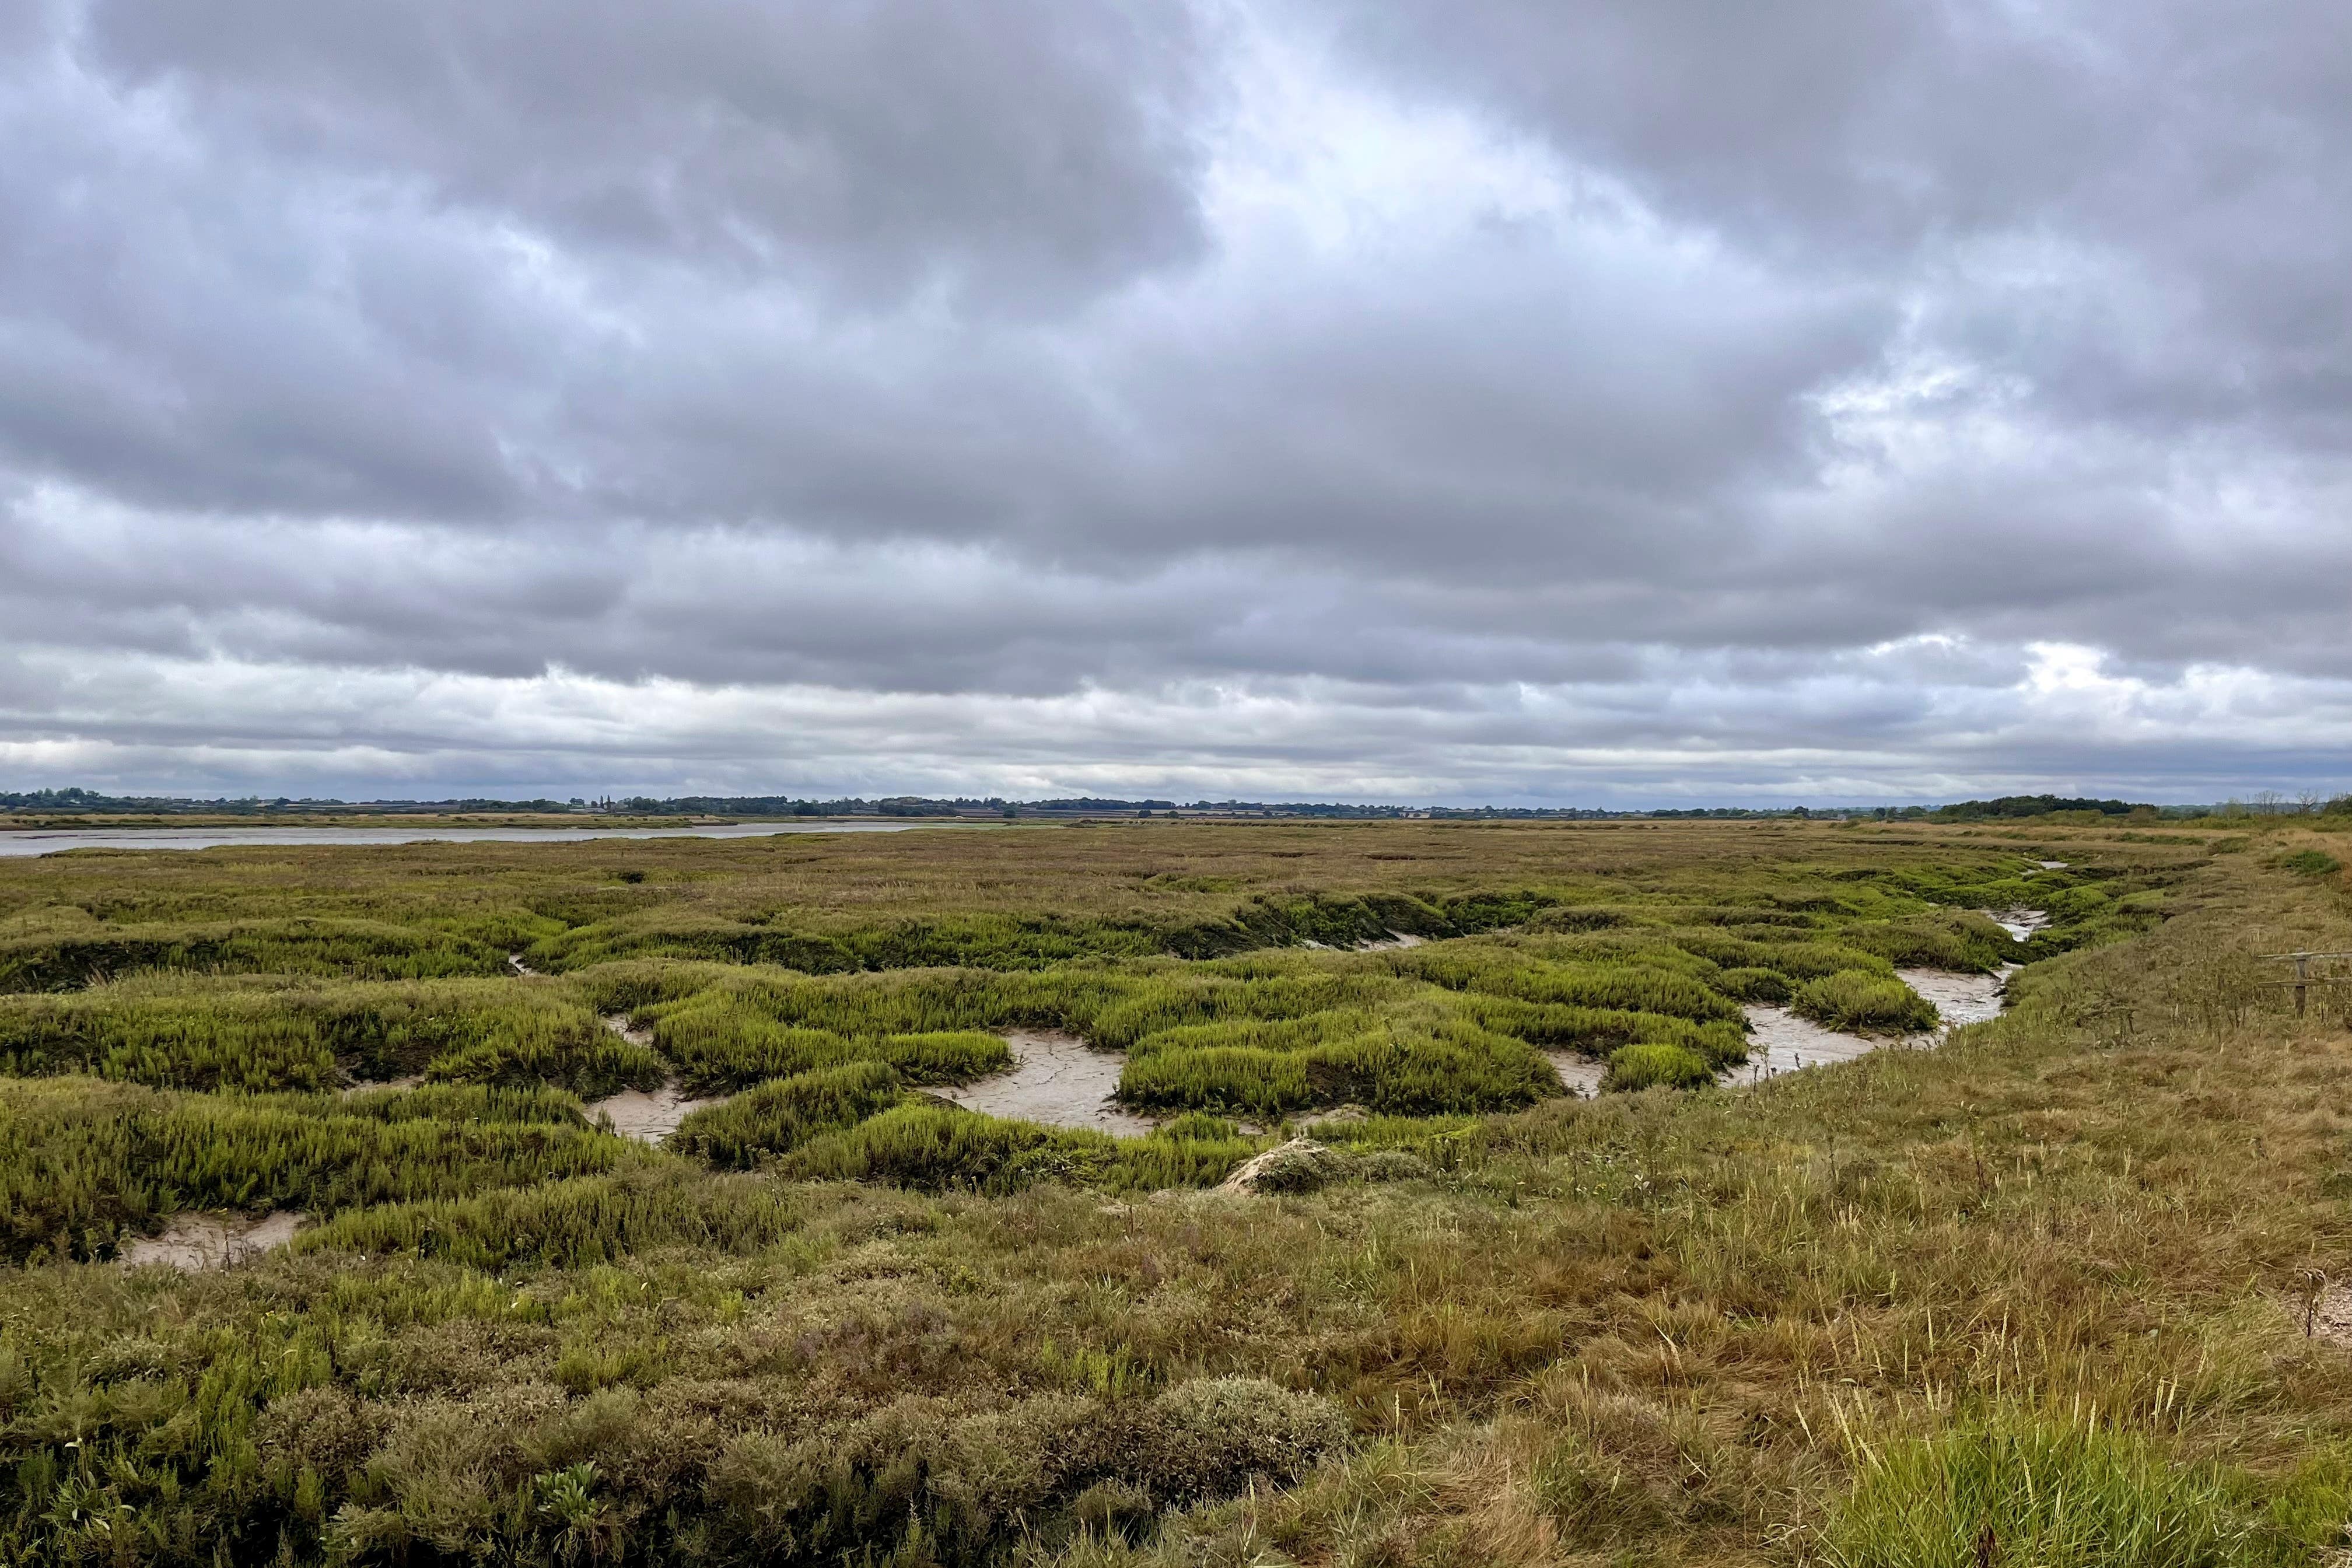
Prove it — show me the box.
[1820,1412,2341,1568]
[1797,970,1942,1034]
[1600,1041,1713,1092]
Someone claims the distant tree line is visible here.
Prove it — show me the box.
[21,785,2352,821]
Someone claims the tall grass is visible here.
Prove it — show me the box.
[0,917,508,989]
[1796,971,1941,1034]
[0,978,660,1096]
[0,818,2253,1566]
[0,1076,644,1262]
[293,1165,803,1269]
[668,1061,905,1168]
[1600,1043,1713,1093]
[780,1103,1258,1194]
[1821,1412,2328,1568]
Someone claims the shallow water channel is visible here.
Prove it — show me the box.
[587,1016,726,1143]
[1554,909,2050,1094]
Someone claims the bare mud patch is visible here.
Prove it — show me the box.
[1543,1051,1607,1097]
[941,1031,1158,1136]
[342,1073,424,1094]
[1358,932,1429,951]
[591,1084,723,1144]
[1731,1007,1891,1082]
[121,1210,302,1271]
[2305,1284,2352,1349]
[602,1014,654,1048]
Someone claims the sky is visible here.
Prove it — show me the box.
[2,0,2347,808]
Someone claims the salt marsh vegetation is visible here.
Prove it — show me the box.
[3,814,2328,1564]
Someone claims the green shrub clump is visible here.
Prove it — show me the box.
[1795,971,1939,1034]
[781,1104,1255,1195]
[668,1061,904,1168]
[0,1076,645,1263]
[1602,1043,1714,1093]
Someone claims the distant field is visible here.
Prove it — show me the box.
[4,817,2348,1564]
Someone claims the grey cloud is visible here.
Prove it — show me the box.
[0,1,2348,801]
[79,0,1217,310]
[1334,0,2352,446]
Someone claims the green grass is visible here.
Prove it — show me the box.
[0,1075,648,1262]
[0,977,663,1097]
[1821,1412,2340,1568]
[290,1164,806,1269]
[668,1060,906,1168]
[1601,1042,1714,1092]
[1797,970,1943,1034]
[778,1102,1258,1194]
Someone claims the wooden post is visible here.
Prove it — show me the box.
[2297,952,2311,1019]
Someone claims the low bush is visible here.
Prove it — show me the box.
[1709,966,1793,1003]
[668,1061,904,1168]
[1795,971,1940,1034]
[1601,1044,1713,1093]
[779,1104,1254,1195]
[0,1076,645,1262]
[295,1166,805,1270]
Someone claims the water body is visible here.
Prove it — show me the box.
[1732,962,2019,1084]
[940,1030,1159,1136]
[1553,944,2035,1095]
[0,820,1002,858]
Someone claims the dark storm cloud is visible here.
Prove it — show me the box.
[0,0,2347,800]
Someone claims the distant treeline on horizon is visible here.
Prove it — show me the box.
[7,786,2333,823]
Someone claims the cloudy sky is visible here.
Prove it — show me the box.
[2,0,2347,806]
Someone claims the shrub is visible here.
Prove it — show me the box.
[295,1167,807,1269]
[2282,850,2342,877]
[1711,966,1793,1003]
[1795,971,1940,1034]
[700,1378,1345,1563]
[779,1104,1254,1195]
[0,1076,645,1262]
[1601,1044,1713,1093]
[668,1061,904,1168]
